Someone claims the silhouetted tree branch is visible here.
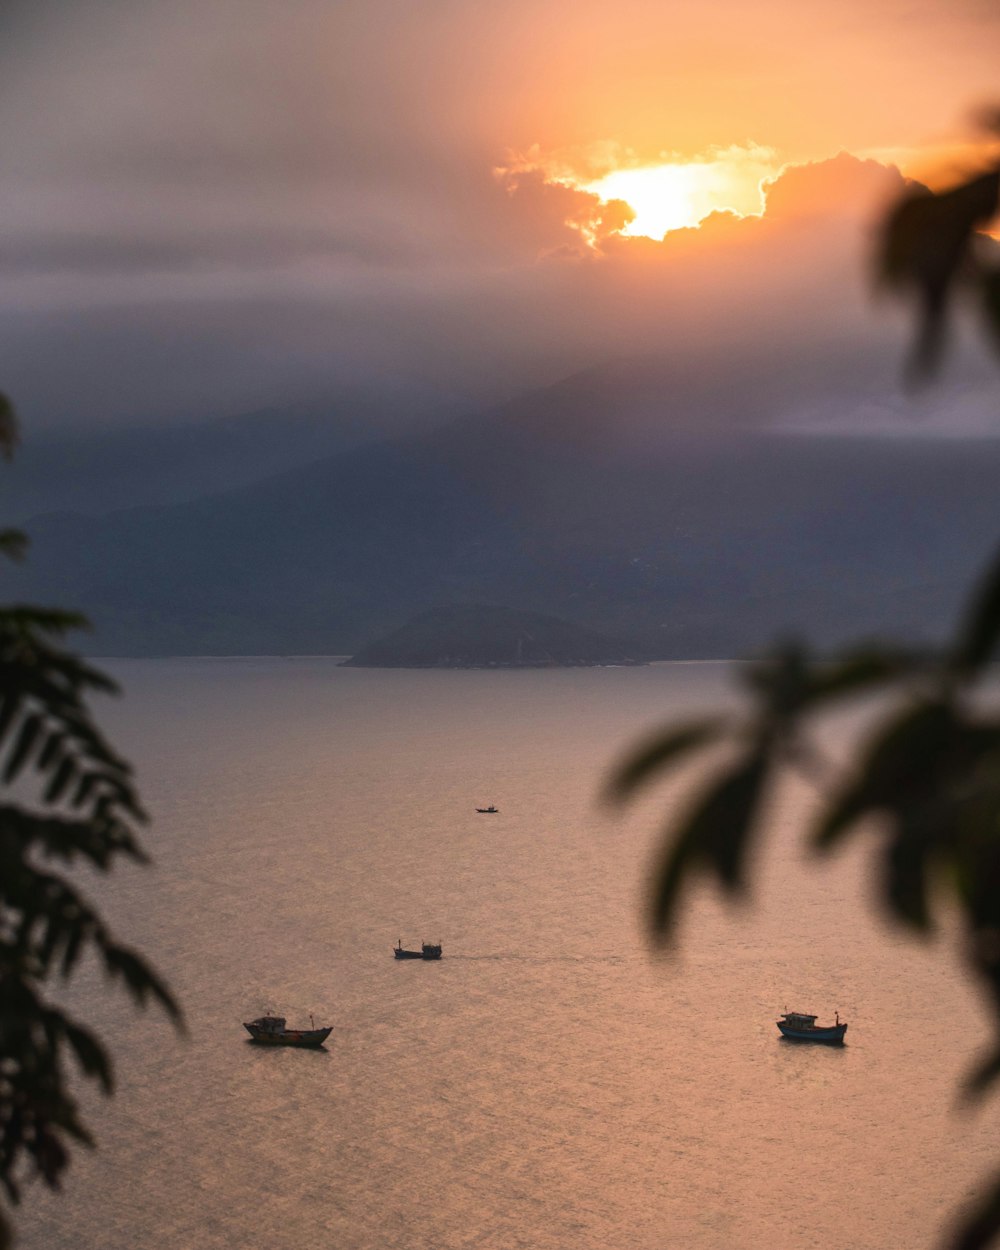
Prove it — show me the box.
[0,392,181,1248]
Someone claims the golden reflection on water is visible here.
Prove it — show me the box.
[22,659,996,1250]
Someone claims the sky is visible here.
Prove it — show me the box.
[1,0,999,431]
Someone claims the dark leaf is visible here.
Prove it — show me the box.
[948,1169,1000,1250]
[605,718,727,803]
[60,927,84,978]
[649,750,769,941]
[980,268,1000,359]
[0,392,17,461]
[962,1046,1000,1103]
[36,732,65,773]
[0,497,172,1242]
[0,695,21,750]
[69,773,100,811]
[0,530,27,564]
[804,646,921,704]
[739,642,916,736]
[0,605,91,639]
[63,1023,113,1094]
[2,713,43,784]
[32,1126,69,1188]
[37,911,62,974]
[883,821,933,931]
[877,171,1000,381]
[742,641,809,708]
[43,757,77,805]
[973,104,1000,137]
[814,701,955,850]
[102,945,183,1025]
[951,546,1000,676]
[0,803,145,869]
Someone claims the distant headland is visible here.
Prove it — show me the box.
[342,605,647,669]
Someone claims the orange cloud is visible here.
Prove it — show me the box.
[496,164,635,256]
[497,147,915,260]
[499,141,781,243]
[760,152,914,223]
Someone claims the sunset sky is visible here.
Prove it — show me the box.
[1,0,998,429]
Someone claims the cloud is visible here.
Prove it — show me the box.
[1,3,998,430]
[760,152,915,223]
[0,156,935,434]
[0,147,987,430]
[494,167,635,256]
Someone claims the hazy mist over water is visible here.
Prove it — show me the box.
[19,659,999,1250]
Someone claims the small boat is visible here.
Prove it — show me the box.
[243,1015,332,1047]
[394,939,443,960]
[476,805,499,813]
[776,1010,847,1044]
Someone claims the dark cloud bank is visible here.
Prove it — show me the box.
[2,150,993,433]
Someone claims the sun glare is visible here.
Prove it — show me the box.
[584,154,773,239]
[497,143,781,247]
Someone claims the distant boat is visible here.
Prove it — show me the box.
[776,1010,847,1043]
[476,805,499,813]
[243,1015,332,1047]
[394,939,443,960]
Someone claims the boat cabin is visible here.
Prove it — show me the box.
[249,1016,286,1034]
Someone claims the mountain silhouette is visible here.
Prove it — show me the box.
[9,360,999,657]
[343,604,647,667]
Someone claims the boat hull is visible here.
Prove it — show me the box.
[394,947,442,960]
[243,1024,332,1047]
[777,1022,847,1044]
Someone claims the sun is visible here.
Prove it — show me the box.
[496,142,781,247]
[582,150,777,238]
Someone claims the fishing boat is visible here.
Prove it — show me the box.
[776,1010,847,1043]
[394,939,443,960]
[243,1015,332,1047]
[476,805,499,813]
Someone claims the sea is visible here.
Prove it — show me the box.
[18,658,1000,1250]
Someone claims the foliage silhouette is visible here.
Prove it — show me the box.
[609,145,1000,1250]
[0,394,181,1248]
[880,167,1000,381]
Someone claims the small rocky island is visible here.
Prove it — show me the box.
[342,605,647,668]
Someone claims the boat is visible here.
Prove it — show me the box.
[394,939,443,960]
[476,805,499,813]
[776,1010,847,1043]
[243,1015,332,1047]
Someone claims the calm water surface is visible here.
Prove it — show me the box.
[21,660,999,1250]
